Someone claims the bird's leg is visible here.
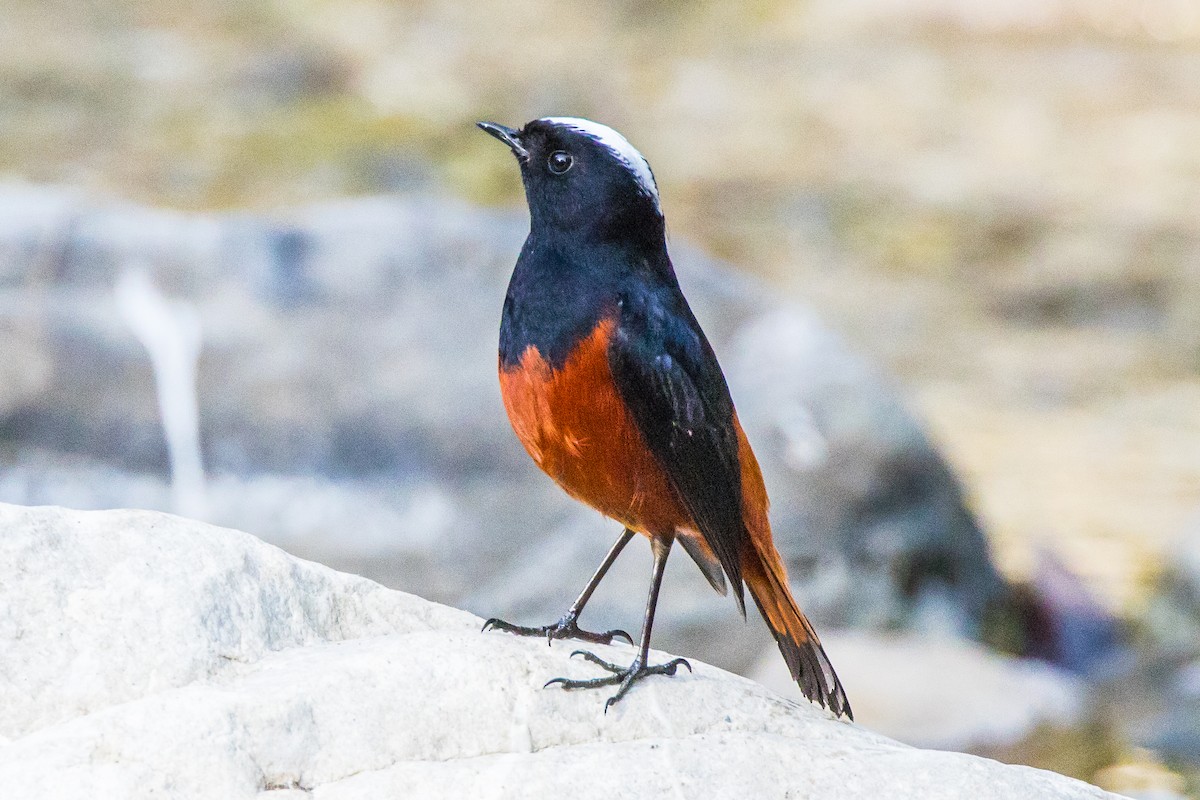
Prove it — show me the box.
[483,527,636,646]
[545,533,692,711]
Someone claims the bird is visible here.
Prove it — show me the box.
[477,116,851,718]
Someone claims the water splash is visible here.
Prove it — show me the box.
[115,268,207,520]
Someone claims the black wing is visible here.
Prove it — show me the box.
[608,283,749,615]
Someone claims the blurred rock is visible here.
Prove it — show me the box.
[1137,523,1200,770]
[1144,699,1200,774]
[1143,523,1200,665]
[1093,750,1193,800]
[0,183,1008,676]
[750,631,1092,753]
[1011,549,1129,678]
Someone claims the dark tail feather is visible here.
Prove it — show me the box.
[744,550,852,720]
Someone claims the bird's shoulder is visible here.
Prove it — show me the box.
[609,276,734,426]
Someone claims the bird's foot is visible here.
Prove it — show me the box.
[544,650,692,711]
[481,614,633,647]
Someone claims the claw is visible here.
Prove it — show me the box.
[606,628,635,646]
[481,614,631,646]
[544,651,693,710]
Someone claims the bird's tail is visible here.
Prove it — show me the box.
[743,542,853,719]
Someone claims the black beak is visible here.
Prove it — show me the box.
[477,121,529,162]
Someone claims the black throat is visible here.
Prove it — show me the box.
[499,217,670,371]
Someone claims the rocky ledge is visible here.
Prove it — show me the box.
[0,504,1119,799]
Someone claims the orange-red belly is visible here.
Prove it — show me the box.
[498,318,692,536]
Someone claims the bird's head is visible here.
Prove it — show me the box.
[478,117,662,240]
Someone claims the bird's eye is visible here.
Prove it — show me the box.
[547,151,573,175]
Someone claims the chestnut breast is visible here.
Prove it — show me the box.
[498,318,692,536]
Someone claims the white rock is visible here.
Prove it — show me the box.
[0,504,1119,799]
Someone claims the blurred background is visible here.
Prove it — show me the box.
[2,0,1199,796]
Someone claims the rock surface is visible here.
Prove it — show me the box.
[0,185,1007,677]
[0,503,1119,799]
